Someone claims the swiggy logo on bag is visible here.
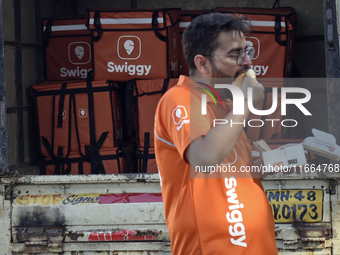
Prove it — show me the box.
[107,35,151,76]
[245,37,260,60]
[60,42,92,79]
[118,36,141,60]
[245,36,269,76]
[78,108,88,118]
[68,42,91,64]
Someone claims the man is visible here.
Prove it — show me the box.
[154,12,277,255]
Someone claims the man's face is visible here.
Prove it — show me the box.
[210,31,252,82]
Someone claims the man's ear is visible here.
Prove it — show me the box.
[194,54,211,75]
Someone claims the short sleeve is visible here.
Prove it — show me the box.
[155,86,211,161]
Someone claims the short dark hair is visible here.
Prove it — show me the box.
[182,12,252,74]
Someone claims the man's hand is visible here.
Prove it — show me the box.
[241,74,265,108]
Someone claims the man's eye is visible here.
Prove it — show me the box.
[227,53,239,57]
[228,51,240,56]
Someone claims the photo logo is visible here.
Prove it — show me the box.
[118,36,141,60]
[68,42,91,65]
[198,84,222,115]
[245,36,260,60]
[172,106,189,131]
[202,85,311,116]
[198,83,312,129]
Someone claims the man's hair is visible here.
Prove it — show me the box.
[182,12,252,75]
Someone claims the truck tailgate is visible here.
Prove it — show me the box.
[4,173,170,254]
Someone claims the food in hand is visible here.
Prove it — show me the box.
[232,69,257,88]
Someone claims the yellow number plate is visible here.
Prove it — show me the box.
[266,189,323,223]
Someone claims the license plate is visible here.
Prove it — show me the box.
[266,189,323,223]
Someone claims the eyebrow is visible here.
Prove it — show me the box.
[226,46,249,54]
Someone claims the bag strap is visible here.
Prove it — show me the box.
[42,137,64,175]
[126,80,135,140]
[78,158,84,175]
[71,93,86,158]
[86,72,98,173]
[57,83,67,128]
[96,131,110,174]
[161,79,170,95]
[86,72,110,174]
[42,84,73,174]
[92,11,103,42]
[141,132,150,173]
[108,81,117,147]
[43,19,53,48]
[39,155,47,175]
[152,11,167,42]
[274,15,287,46]
[272,0,280,8]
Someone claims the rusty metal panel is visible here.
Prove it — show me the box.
[9,174,169,255]
[11,202,167,233]
[7,174,171,254]
[0,183,12,254]
[330,182,340,255]
[62,242,171,254]
[10,241,172,254]
[278,250,331,255]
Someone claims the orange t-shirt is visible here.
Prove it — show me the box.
[154,75,277,255]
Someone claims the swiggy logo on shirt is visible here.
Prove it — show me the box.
[172,106,189,131]
[225,176,247,248]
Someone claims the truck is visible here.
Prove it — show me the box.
[0,0,340,254]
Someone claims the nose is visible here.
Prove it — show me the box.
[241,54,252,66]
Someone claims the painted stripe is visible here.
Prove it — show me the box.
[99,193,163,204]
[155,132,176,147]
[179,20,286,28]
[44,24,88,32]
[89,230,159,241]
[179,22,190,28]
[250,20,286,27]
[89,17,163,25]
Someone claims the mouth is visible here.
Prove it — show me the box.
[235,67,250,78]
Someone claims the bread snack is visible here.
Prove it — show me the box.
[232,69,257,88]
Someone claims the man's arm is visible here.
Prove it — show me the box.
[185,101,250,166]
[185,75,264,167]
